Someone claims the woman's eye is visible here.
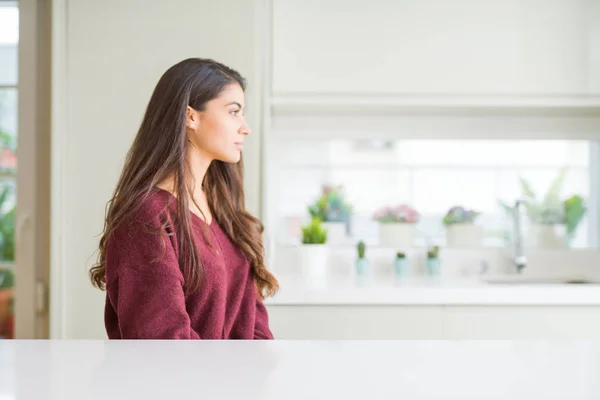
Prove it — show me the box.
[230,109,240,116]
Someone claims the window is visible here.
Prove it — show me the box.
[0,1,18,340]
[270,137,592,249]
[0,2,18,263]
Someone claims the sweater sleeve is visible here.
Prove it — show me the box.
[105,210,201,340]
[254,295,274,340]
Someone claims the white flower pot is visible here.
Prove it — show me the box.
[378,223,416,250]
[446,223,483,248]
[322,221,347,245]
[299,244,329,287]
[528,224,567,249]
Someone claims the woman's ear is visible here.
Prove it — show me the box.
[186,106,200,130]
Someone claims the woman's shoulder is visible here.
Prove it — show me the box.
[132,188,176,222]
[105,189,182,283]
[110,189,176,239]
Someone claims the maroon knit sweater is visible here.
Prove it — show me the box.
[103,189,273,340]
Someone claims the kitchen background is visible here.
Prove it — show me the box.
[2,0,600,340]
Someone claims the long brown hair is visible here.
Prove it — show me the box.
[90,58,279,299]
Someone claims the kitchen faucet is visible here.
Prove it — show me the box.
[513,198,527,273]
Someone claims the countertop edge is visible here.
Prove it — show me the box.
[264,285,600,306]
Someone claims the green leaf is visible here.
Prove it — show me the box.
[564,194,586,237]
[543,167,567,207]
[498,200,514,217]
[0,187,10,209]
[0,268,15,289]
[519,177,537,200]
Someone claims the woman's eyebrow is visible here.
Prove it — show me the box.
[225,101,243,108]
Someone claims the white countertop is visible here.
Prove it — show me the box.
[1,340,599,399]
[265,275,600,306]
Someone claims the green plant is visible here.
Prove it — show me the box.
[308,185,352,222]
[0,92,17,153]
[357,241,366,259]
[0,97,16,261]
[0,186,15,261]
[564,194,586,238]
[499,168,587,240]
[396,251,406,259]
[427,246,439,259]
[0,130,14,151]
[301,218,327,244]
[443,206,480,225]
[0,268,15,289]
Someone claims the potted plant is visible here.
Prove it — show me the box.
[426,246,440,276]
[308,185,352,245]
[394,251,409,277]
[0,186,15,261]
[300,218,329,287]
[0,267,14,338]
[443,206,483,247]
[355,241,369,276]
[499,169,587,248]
[373,204,419,249]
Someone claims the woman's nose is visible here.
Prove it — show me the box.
[239,121,251,136]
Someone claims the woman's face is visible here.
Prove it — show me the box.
[187,82,250,163]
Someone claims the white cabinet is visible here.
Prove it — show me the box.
[444,306,600,339]
[273,0,600,97]
[267,305,444,339]
[267,305,600,339]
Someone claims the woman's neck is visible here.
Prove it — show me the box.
[157,147,214,224]
[156,148,212,197]
[187,147,212,197]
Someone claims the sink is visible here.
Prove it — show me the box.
[482,275,600,285]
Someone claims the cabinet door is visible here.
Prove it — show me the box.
[444,306,600,339]
[267,305,444,339]
[273,0,600,96]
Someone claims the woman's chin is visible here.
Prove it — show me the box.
[217,152,242,164]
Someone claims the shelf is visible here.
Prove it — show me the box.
[272,93,600,117]
[269,96,600,140]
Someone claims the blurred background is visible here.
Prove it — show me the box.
[2,0,600,342]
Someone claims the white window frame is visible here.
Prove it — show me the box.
[0,2,17,270]
[3,0,52,339]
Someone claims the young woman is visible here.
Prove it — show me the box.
[89,58,279,339]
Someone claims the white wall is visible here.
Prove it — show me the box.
[51,0,268,338]
[273,0,600,96]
